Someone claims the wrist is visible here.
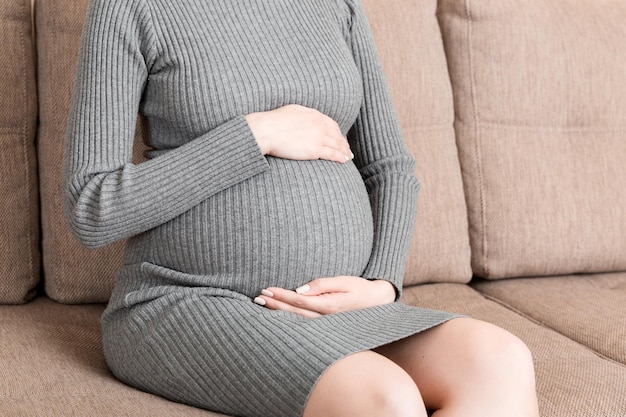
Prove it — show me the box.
[371,279,397,304]
[245,112,272,155]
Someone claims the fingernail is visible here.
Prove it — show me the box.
[254,297,266,306]
[295,284,310,294]
[350,152,355,159]
[345,155,350,161]
[261,289,274,297]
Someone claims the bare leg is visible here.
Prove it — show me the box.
[303,350,429,417]
[375,318,540,417]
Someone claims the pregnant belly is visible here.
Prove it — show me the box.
[124,158,374,297]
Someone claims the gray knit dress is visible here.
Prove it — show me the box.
[63,0,458,416]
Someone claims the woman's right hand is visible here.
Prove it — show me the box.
[245,104,354,163]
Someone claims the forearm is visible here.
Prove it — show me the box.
[360,164,420,296]
[65,116,269,248]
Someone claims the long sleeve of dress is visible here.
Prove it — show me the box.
[63,0,269,249]
[347,0,420,295]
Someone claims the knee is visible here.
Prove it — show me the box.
[368,370,428,417]
[305,352,428,417]
[462,319,536,384]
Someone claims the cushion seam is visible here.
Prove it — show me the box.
[18,0,36,295]
[457,119,626,133]
[463,0,489,278]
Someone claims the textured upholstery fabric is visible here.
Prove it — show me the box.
[0,298,224,416]
[403,284,626,417]
[35,0,146,303]
[473,273,626,365]
[0,0,40,304]
[363,0,471,285]
[437,0,626,279]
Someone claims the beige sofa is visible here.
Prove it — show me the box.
[2,0,625,415]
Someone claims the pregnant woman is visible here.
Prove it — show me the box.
[63,0,539,416]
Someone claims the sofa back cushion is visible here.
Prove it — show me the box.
[0,0,40,304]
[438,0,626,279]
[36,0,150,303]
[363,0,471,285]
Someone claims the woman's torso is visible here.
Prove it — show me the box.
[122,0,374,297]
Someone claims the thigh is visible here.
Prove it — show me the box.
[303,350,428,417]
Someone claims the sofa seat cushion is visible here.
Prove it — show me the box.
[0,298,224,416]
[472,273,626,365]
[0,0,40,304]
[403,283,626,417]
[437,0,626,279]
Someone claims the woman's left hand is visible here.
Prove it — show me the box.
[253,276,396,319]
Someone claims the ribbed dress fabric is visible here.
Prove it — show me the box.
[63,0,458,416]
